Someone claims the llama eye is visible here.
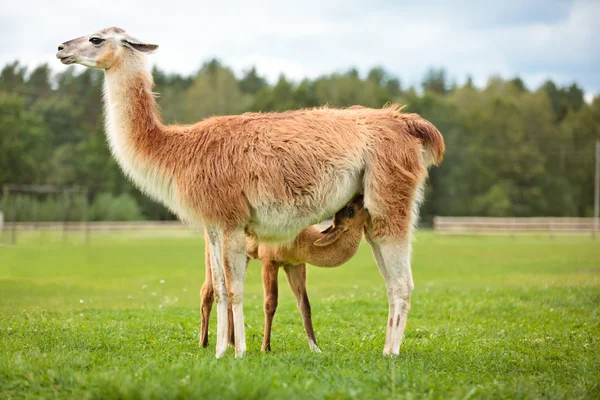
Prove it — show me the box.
[89,37,104,45]
[348,208,355,217]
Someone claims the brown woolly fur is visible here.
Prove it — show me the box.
[57,27,445,358]
[201,196,368,351]
[104,65,443,240]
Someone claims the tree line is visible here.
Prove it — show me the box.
[0,60,598,223]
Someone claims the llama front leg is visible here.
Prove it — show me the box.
[228,256,251,346]
[221,229,248,358]
[205,227,230,358]
[284,264,320,352]
[199,240,214,348]
[261,260,279,352]
[367,237,413,356]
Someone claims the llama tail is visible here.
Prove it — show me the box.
[402,113,445,167]
[385,105,445,167]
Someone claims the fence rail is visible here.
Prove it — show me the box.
[0,220,339,245]
[2,221,192,231]
[433,217,598,235]
[0,221,202,245]
[3,218,598,241]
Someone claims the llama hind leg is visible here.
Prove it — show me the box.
[364,187,417,356]
[366,233,414,356]
[363,139,425,356]
[284,263,320,352]
[261,260,279,352]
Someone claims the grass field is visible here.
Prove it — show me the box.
[0,231,599,399]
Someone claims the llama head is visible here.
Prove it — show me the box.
[56,27,158,70]
[314,195,366,247]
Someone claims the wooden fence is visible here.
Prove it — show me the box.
[2,221,190,231]
[0,220,336,245]
[0,221,200,245]
[2,218,598,242]
[433,217,598,235]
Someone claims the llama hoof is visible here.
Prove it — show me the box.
[215,345,228,359]
[261,343,271,352]
[235,345,246,359]
[309,341,321,353]
[382,348,400,357]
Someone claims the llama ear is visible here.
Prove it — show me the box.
[314,226,345,247]
[122,39,159,53]
[320,225,334,235]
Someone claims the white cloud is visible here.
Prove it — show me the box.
[0,0,597,97]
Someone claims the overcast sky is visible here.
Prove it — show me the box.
[1,0,598,99]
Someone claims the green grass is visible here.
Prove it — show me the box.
[0,231,599,399]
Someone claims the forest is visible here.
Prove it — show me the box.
[1,60,598,223]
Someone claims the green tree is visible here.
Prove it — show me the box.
[253,75,297,111]
[1,60,597,221]
[0,61,27,94]
[422,68,450,95]
[541,81,585,122]
[558,98,600,216]
[0,94,48,186]
[183,59,250,121]
[239,67,267,95]
[23,64,53,107]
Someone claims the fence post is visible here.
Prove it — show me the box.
[594,140,599,238]
[63,192,70,243]
[4,185,17,245]
[11,210,17,245]
[84,188,90,245]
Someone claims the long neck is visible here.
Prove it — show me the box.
[103,57,164,150]
[295,224,363,267]
[102,56,175,205]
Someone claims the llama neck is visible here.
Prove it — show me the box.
[103,59,163,148]
[298,224,363,267]
[102,58,177,208]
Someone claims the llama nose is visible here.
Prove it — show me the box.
[58,44,65,51]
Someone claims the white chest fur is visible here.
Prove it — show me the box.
[102,78,194,223]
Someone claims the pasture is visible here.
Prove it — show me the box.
[0,231,598,399]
